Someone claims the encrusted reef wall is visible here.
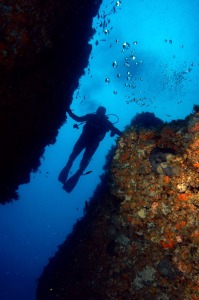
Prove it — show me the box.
[0,0,102,203]
[37,111,199,300]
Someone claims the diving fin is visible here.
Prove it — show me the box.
[58,166,70,184]
[63,170,82,193]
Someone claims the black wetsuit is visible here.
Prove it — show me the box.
[58,110,122,185]
[67,110,121,171]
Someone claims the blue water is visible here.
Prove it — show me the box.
[0,1,198,299]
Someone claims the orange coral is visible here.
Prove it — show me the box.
[177,260,192,274]
[194,150,199,155]
[191,296,199,300]
[120,152,129,162]
[127,216,133,222]
[177,193,190,201]
[161,126,175,137]
[135,160,141,168]
[193,163,199,169]
[139,131,155,141]
[192,230,199,242]
[175,235,183,243]
[151,201,159,213]
[163,175,170,184]
[189,122,199,133]
[160,238,174,249]
[186,203,197,212]
[190,139,199,150]
[122,202,131,211]
[175,221,186,229]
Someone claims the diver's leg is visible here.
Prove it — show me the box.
[78,142,99,174]
[62,141,99,192]
[58,137,85,183]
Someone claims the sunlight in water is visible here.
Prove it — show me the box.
[0,1,199,299]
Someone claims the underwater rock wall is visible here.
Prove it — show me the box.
[0,0,102,203]
[37,111,199,300]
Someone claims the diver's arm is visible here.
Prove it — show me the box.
[67,108,89,122]
[110,124,122,136]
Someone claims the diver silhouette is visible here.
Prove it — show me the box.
[58,106,122,192]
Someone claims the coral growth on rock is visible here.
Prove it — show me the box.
[110,111,199,299]
[37,111,199,300]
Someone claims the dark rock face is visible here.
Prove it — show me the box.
[0,0,102,203]
[130,112,164,129]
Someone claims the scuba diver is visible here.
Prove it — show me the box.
[58,106,122,192]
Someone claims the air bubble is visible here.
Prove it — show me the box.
[124,62,130,67]
[116,1,122,7]
[105,78,110,83]
[123,42,130,49]
[112,61,118,68]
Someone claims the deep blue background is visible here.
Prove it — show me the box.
[0,1,198,299]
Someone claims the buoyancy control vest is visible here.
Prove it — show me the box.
[81,114,111,141]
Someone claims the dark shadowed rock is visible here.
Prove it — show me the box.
[0,0,102,203]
